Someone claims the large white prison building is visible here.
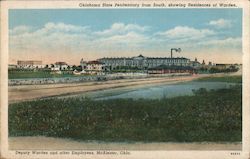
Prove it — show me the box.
[96,54,195,70]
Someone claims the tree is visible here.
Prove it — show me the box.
[76,65,82,71]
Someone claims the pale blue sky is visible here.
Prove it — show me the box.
[9,9,242,37]
[9,9,242,64]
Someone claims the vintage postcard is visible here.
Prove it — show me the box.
[1,0,250,159]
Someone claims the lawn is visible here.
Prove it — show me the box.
[195,75,242,83]
[8,70,86,79]
[9,85,242,142]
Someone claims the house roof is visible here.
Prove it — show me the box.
[55,62,67,65]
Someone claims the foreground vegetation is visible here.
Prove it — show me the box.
[9,84,242,142]
[8,69,87,79]
[196,75,242,83]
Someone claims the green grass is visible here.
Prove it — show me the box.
[9,85,242,142]
[196,75,242,83]
[8,70,88,79]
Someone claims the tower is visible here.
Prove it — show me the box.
[202,60,205,65]
[80,58,87,69]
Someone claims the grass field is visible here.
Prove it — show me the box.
[9,84,242,142]
[195,75,242,83]
[8,70,87,79]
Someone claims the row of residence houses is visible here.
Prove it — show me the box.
[12,61,70,71]
[51,62,68,71]
[11,60,105,75]
[16,60,43,69]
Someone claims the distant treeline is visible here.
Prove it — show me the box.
[199,65,239,74]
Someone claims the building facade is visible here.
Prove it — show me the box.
[148,65,195,74]
[86,61,105,71]
[17,60,43,69]
[190,58,202,68]
[52,62,68,71]
[98,54,191,70]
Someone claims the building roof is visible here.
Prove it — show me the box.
[99,57,133,60]
[87,61,104,65]
[55,62,67,65]
[17,60,42,62]
[99,56,189,60]
[147,57,189,60]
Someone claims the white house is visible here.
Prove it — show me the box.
[17,60,44,69]
[85,61,105,74]
[53,62,68,71]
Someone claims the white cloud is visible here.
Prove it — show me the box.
[9,22,149,53]
[198,37,241,48]
[9,25,33,35]
[95,32,149,49]
[208,19,232,29]
[156,26,215,42]
[95,23,149,36]
[94,23,150,49]
[10,23,92,52]
[43,22,89,33]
